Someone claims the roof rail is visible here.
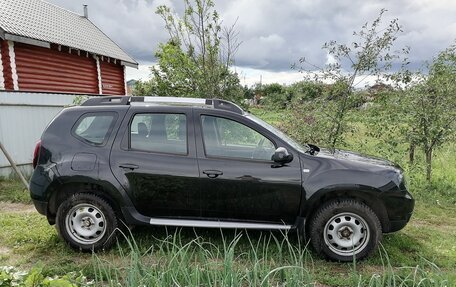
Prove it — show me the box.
[132,96,206,105]
[207,99,244,114]
[81,96,130,106]
[82,96,244,115]
[132,96,244,115]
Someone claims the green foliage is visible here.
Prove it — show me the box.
[251,81,329,110]
[261,83,285,96]
[403,45,456,180]
[132,79,155,96]
[257,83,290,109]
[289,81,324,105]
[362,90,409,158]
[152,41,199,96]
[71,96,88,106]
[261,92,290,109]
[0,266,27,287]
[146,0,243,102]
[362,44,456,181]
[242,85,255,100]
[0,266,92,287]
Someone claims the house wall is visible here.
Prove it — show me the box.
[14,43,99,94]
[0,41,126,96]
[100,59,126,95]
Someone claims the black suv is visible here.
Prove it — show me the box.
[30,96,414,261]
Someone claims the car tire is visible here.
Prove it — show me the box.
[309,199,382,261]
[56,193,118,252]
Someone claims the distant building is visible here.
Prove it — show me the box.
[368,83,393,95]
[0,0,138,95]
[126,79,137,95]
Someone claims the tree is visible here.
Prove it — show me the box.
[151,0,243,102]
[289,81,324,105]
[258,83,290,109]
[405,45,456,181]
[364,44,456,181]
[133,79,156,96]
[292,9,408,150]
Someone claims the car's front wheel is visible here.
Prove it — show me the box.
[309,199,382,261]
[56,193,118,252]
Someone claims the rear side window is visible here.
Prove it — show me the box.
[73,113,116,145]
[130,113,187,155]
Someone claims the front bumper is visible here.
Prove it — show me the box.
[383,190,415,233]
[388,214,412,232]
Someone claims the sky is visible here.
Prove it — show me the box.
[47,0,456,86]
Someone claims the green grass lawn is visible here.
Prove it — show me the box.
[0,180,30,204]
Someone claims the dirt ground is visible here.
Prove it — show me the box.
[0,202,35,213]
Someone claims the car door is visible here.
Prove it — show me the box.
[110,106,200,218]
[194,110,302,224]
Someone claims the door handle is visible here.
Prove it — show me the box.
[119,164,139,170]
[203,170,223,178]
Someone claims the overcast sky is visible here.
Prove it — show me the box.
[47,0,456,86]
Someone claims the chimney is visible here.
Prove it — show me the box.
[83,4,88,19]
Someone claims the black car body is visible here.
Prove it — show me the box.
[30,96,414,261]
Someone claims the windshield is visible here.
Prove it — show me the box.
[246,114,308,153]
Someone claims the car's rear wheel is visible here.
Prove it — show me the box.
[56,193,118,252]
[309,199,381,261]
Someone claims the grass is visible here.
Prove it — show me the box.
[0,179,30,203]
[248,106,287,126]
[91,230,314,286]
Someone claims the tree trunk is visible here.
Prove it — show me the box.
[425,148,433,182]
[409,142,415,164]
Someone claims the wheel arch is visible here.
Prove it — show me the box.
[45,177,127,225]
[302,187,390,233]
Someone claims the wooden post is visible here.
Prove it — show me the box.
[0,141,29,190]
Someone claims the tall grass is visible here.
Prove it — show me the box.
[356,244,451,287]
[92,229,314,286]
[90,229,452,287]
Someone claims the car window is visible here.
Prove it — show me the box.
[130,113,187,155]
[73,113,115,145]
[201,115,275,160]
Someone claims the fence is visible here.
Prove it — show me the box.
[0,91,80,178]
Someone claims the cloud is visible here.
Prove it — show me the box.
[325,53,337,66]
[47,0,456,76]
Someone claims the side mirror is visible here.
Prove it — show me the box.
[272,147,293,164]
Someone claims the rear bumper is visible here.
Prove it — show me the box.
[32,199,48,216]
[32,199,56,225]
